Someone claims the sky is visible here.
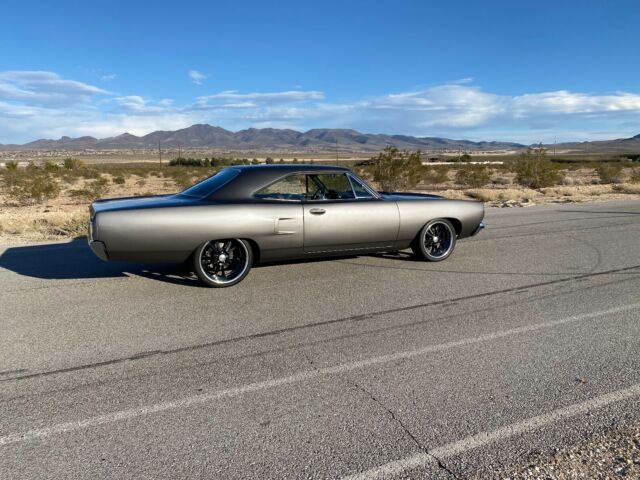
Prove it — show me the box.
[1,0,639,144]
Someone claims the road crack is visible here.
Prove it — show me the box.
[346,378,460,479]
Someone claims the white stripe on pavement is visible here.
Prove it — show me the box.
[343,382,640,479]
[1,302,639,446]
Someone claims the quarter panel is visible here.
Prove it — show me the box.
[97,203,303,263]
[395,199,484,247]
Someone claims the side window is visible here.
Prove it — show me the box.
[311,174,355,200]
[349,176,374,199]
[255,175,307,201]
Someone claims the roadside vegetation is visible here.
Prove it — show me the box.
[1,150,640,243]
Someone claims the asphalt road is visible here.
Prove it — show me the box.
[1,199,639,479]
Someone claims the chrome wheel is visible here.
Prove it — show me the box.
[196,239,251,286]
[423,221,454,259]
[412,219,457,262]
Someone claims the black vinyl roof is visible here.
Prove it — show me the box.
[210,164,353,200]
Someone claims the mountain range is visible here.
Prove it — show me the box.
[1,124,638,153]
[0,124,524,152]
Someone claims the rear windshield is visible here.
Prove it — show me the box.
[178,168,241,198]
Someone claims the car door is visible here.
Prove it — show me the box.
[303,173,399,253]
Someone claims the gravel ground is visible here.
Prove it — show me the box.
[478,424,640,479]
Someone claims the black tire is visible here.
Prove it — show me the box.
[193,239,253,287]
[411,219,457,262]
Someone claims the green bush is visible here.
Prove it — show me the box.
[43,160,59,171]
[112,176,126,185]
[371,146,423,191]
[4,160,18,171]
[595,163,624,184]
[63,158,85,170]
[511,147,563,188]
[455,164,491,188]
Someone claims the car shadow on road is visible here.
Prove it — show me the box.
[0,239,199,287]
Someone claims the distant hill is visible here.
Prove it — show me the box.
[0,124,525,152]
[548,133,640,154]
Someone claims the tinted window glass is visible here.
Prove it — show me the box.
[255,175,307,201]
[179,168,240,198]
[349,176,374,198]
[312,174,355,200]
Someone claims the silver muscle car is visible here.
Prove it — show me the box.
[89,164,484,287]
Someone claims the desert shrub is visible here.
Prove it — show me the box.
[9,174,60,204]
[43,160,59,171]
[630,168,640,184]
[460,153,472,162]
[595,163,624,184]
[371,146,423,191]
[511,147,562,188]
[26,161,39,171]
[60,215,89,237]
[455,164,491,188]
[63,158,85,170]
[169,157,202,167]
[112,176,126,185]
[136,178,146,187]
[491,176,511,185]
[423,166,450,184]
[612,183,640,194]
[69,176,109,201]
[4,160,18,171]
[265,157,274,164]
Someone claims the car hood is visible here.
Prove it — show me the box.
[90,194,196,217]
[380,192,445,201]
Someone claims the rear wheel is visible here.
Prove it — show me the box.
[194,239,252,287]
[412,219,457,262]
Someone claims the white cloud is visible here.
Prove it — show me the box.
[188,70,207,85]
[0,71,108,106]
[2,71,640,144]
[100,73,118,81]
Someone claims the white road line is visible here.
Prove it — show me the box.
[1,302,639,446]
[342,382,640,480]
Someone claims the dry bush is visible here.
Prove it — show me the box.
[491,176,511,186]
[595,163,624,184]
[456,164,491,188]
[9,174,60,204]
[629,168,640,184]
[423,166,450,184]
[613,183,640,194]
[69,176,109,201]
[465,188,537,202]
[511,147,563,188]
[4,161,18,171]
[112,176,126,185]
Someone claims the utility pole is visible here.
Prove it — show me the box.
[158,140,162,166]
[336,139,339,162]
[177,143,182,160]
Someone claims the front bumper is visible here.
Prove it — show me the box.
[89,240,109,261]
[471,222,485,236]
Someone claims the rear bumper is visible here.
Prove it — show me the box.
[471,222,485,237]
[89,240,109,261]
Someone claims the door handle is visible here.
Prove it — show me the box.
[309,208,326,215]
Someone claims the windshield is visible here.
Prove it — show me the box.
[178,168,241,198]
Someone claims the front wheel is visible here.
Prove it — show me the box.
[194,239,253,287]
[412,219,457,262]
